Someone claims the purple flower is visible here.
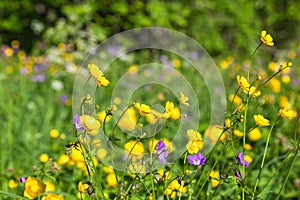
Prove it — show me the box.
[156,140,168,165]
[73,114,84,130]
[60,94,68,104]
[237,152,249,167]
[187,153,206,166]
[30,74,45,82]
[19,177,26,183]
[191,52,199,60]
[236,171,241,179]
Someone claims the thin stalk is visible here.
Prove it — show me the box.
[251,117,279,199]
[242,98,249,200]
[276,114,300,199]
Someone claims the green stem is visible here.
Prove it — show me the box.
[247,42,262,81]
[276,114,300,199]
[242,97,249,200]
[251,117,279,199]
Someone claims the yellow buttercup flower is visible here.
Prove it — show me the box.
[171,107,181,120]
[8,179,18,189]
[135,103,151,116]
[39,153,49,163]
[233,130,244,137]
[97,76,110,87]
[88,63,110,87]
[124,140,145,157]
[210,170,220,188]
[50,129,59,138]
[244,155,253,164]
[106,173,118,187]
[42,193,64,200]
[186,129,203,154]
[118,108,137,131]
[279,108,295,120]
[78,181,89,193]
[165,101,175,118]
[236,75,261,97]
[157,168,171,181]
[44,181,55,191]
[24,176,46,199]
[88,64,103,80]
[248,128,262,141]
[179,92,189,106]
[80,115,100,135]
[260,30,274,46]
[164,180,187,198]
[254,114,270,127]
[97,110,112,123]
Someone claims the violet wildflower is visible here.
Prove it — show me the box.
[187,153,206,166]
[19,177,26,183]
[156,140,168,165]
[73,114,84,130]
[237,152,249,167]
[236,171,241,179]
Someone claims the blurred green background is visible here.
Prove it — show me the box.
[1,0,300,57]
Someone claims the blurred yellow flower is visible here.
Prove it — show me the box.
[172,59,181,68]
[80,115,100,135]
[254,114,270,127]
[8,179,18,189]
[4,47,14,57]
[135,103,151,116]
[186,129,203,154]
[260,30,274,46]
[244,143,253,150]
[280,95,291,109]
[44,181,55,191]
[70,147,84,163]
[244,155,253,163]
[57,154,70,165]
[179,92,189,106]
[124,140,145,157]
[164,180,187,198]
[165,101,175,118]
[248,128,262,141]
[268,61,279,72]
[204,125,226,144]
[228,94,242,105]
[210,170,220,188]
[78,181,89,193]
[24,176,46,199]
[42,193,64,200]
[128,64,138,74]
[118,108,137,131]
[157,168,171,181]
[279,108,295,120]
[281,75,290,84]
[11,40,20,48]
[268,78,281,93]
[96,148,107,161]
[106,173,118,187]
[233,130,244,137]
[50,129,59,138]
[171,107,181,120]
[97,110,112,123]
[39,153,49,163]
[88,63,103,81]
[88,63,110,87]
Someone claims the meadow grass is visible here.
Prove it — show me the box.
[0,31,300,200]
